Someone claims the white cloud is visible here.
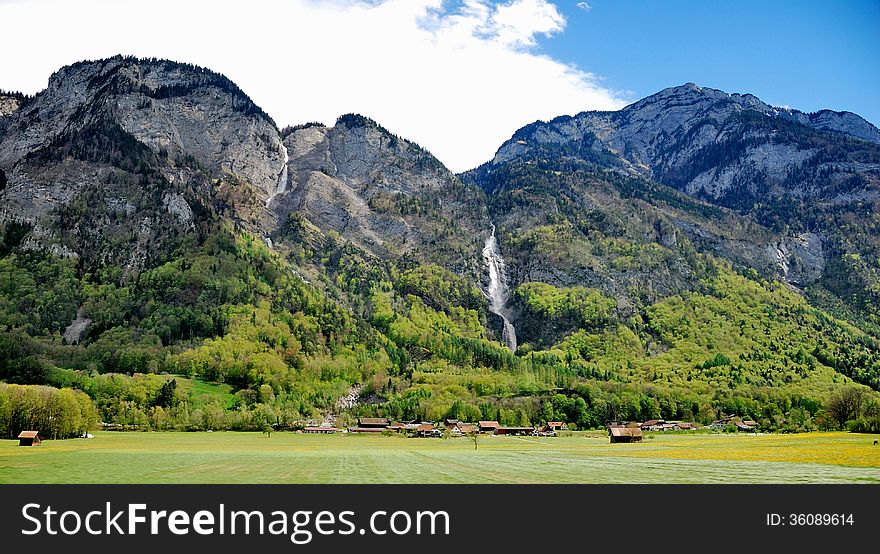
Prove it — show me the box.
[487,0,566,47]
[0,0,626,171]
[576,2,592,12]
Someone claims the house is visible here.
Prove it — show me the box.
[735,421,756,432]
[711,415,752,429]
[357,417,389,428]
[609,426,643,443]
[454,423,478,435]
[303,426,337,434]
[444,419,460,427]
[546,421,567,432]
[677,422,698,431]
[18,431,41,446]
[402,423,421,434]
[535,425,557,436]
[640,419,667,431]
[479,420,500,434]
[495,426,535,436]
[416,423,440,437]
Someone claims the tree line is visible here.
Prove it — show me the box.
[0,383,97,439]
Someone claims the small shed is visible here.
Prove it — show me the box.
[18,431,42,447]
[609,426,642,443]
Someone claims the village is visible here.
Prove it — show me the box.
[12,415,760,447]
[293,415,760,442]
[301,417,565,438]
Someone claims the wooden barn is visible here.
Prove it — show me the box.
[18,431,42,447]
[734,421,756,432]
[609,426,642,443]
[454,423,478,435]
[357,417,389,429]
[303,426,338,434]
[495,426,535,436]
[478,420,500,434]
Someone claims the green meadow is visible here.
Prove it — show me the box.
[1,431,878,484]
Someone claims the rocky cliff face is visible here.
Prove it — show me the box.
[0,56,288,271]
[0,94,21,118]
[276,115,490,278]
[0,58,492,280]
[0,57,284,192]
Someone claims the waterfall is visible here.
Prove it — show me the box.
[265,141,290,208]
[482,225,517,352]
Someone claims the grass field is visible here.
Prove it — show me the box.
[178,376,236,408]
[1,432,878,484]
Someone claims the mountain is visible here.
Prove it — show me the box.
[471,83,880,330]
[1,58,878,434]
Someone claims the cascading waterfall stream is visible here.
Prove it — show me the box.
[482,225,517,352]
[265,141,290,208]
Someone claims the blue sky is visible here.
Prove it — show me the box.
[1,0,878,170]
[542,0,880,125]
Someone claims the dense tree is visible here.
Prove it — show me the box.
[826,387,865,428]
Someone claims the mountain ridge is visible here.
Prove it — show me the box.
[472,80,880,333]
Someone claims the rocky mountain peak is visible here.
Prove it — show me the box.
[1,56,284,179]
[0,56,289,271]
[489,83,880,200]
[626,82,755,110]
[46,56,273,123]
